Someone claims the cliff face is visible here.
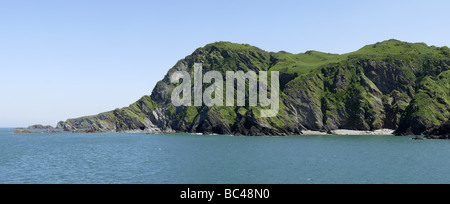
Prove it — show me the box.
[424,120,450,139]
[57,40,450,136]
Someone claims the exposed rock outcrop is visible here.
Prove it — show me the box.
[424,120,450,139]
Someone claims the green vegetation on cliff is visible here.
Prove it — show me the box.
[58,39,450,136]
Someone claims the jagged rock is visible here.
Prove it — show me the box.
[63,123,78,132]
[424,120,450,139]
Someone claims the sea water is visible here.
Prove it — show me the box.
[0,128,449,184]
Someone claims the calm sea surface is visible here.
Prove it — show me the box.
[0,128,449,184]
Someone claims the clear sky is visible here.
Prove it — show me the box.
[1,0,449,127]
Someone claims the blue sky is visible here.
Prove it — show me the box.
[1,0,449,127]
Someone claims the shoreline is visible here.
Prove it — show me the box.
[302,129,395,136]
[8,128,397,136]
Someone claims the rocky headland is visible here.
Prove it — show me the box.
[53,40,450,138]
[28,124,55,129]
